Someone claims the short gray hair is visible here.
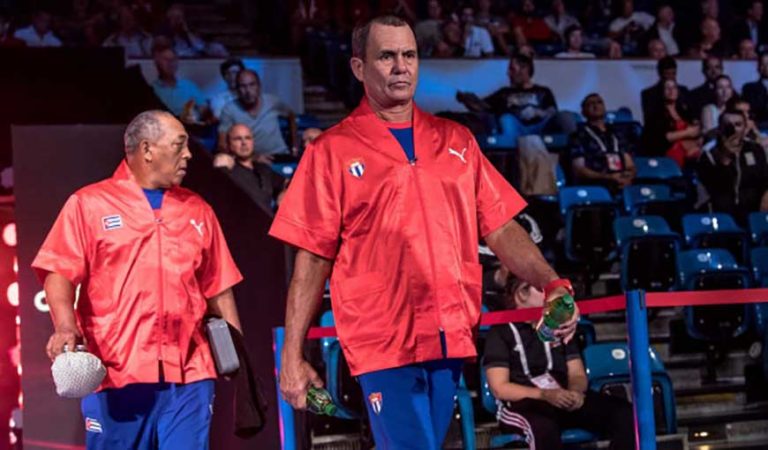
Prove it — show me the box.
[351,15,411,60]
[124,110,165,154]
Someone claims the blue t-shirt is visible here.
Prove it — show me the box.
[389,127,415,162]
[142,188,165,210]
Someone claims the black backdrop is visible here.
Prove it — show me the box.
[13,125,287,449]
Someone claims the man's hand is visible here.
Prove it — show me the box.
[722,133,743,155]
[540,388,577,410]
[565,390,585,411]
[545,286,579,344]
[213,153,236,170]
[280,355,323,409]
[46,325,82,361]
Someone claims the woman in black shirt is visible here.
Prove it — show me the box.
[483,274,636,450]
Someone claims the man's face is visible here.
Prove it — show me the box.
[236,72,261,107]
[568,29,583,50]
[167,7,185,32]
[740,39,757,59]
[508,59,531,86]
[227,125,255,161]
[750,1,764,21]
[460,7,475,25]
[352,24,419,109]
[118,7,137,32]
[702,18,720,41]
[658,5,674,23]
[443,21,462,44]
[224,65,242,90]
[522,0,535,14]
[147,115,192,188]
[661,67,677,81]
[154,49,178,78]
[32,12,51,35]
[623,0,634,17]
[582,95,606,121]
[427,0,441,19]
[760,54,768,78]
[720,113,747,147]
[648,40,667,59]
[703,57,723,81]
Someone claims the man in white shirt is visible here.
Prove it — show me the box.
[460,6,494,58]
[609,0,654,44]
[13,10,61,47]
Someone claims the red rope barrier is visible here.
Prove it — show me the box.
[304,288,768,339]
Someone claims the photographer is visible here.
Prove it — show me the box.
[696,108,768,225]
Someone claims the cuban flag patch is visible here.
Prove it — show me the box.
[368,392,383,415]
[348,159,365,179]
[85,417,103,433]
[102,215,123,231]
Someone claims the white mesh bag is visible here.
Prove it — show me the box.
[51,345,106,398]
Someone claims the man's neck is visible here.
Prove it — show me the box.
[127,159,163,189]
[368,97,413,123]
[588,119,607,131]
[715,145,739,165]
[158,74,177,85]
[513,80,534,89]
[242,97,261,115]
[238,158,255,170]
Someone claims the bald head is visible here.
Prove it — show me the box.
[226,124,255,161]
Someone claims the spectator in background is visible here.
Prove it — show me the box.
[641,56,689,125]
[475,0,511,56]
[555,25,595,58]
[483,271,636,450]
[434,19,464,57]
[607,39,624,58]
[741,51,768,127]
[688,56,724,118]
[609,0,654,53]
[510,0,553,45]
[701,75,736,134]
[102,5,153,58]
[160,3,228,57]
[696,108,768,226]
[414,0,443,57]
[729,96,768,150]
[643,79,701,166]
[211,58,245,118]
[544,0,579,41]
[456,53,575,142]
[13,9,62,47]
[731,0,767,53]
[213,124,286,211]
[643,4,680,56]
[460,5,495,57]
[151,40,212,124]
[0,9,25,47]
[301,127,322,151]
[218,69,290,157]
[568,93,635,191]
[647,38,667,59]
[688,17,729,58]
[737,38,758,59]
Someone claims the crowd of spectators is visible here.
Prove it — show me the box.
[0,1,226,58]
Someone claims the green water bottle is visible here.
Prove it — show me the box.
[306,386,337,416]
[536,294,575,342]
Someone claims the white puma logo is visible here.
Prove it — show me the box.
[448,147,467,164]
[190,219,204,237]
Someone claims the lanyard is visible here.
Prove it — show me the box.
[584,125,618,155]
[509,323,552,378]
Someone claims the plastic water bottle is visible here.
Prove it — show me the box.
[536,294,575,342]
[306,386,337,416]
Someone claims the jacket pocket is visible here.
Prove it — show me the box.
[334,272,389,343]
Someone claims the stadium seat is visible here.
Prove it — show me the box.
[614,216,680,291]
[748,212,768,246]
[609,121,643,154]
[479,358,597,448]
[677,249,752,342]
[622,184,682,230]
[682,213,749,264]
[582,342,677,434]
[319,311,363,420]
[559,186,619,264]
[749,247,768,336]
[605,107,633,123]
[633,156,683,186]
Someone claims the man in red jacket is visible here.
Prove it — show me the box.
[270,15,578,449]
[33,110,243,449]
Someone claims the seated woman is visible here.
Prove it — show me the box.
[642,79,702,168]
[483,273,636,450]
[701,74,736,135]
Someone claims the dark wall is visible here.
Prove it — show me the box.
[13,125,286,450]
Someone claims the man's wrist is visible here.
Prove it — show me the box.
[543,278,574,299]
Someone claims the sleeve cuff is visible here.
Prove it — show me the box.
[268,216,338,260]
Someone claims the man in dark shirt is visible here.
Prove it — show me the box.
[483,273,635,450]
[213,124,285,212]
[741,51,768,127]
[568,93,636,190]
[688,56,724,118]
[456,53,574,142]
[641,56,689,125]
[696,109,768,226]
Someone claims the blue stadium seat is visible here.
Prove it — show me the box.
[633,157,683,184]
[749,247,768,336]
[677,249,752,342]
[319,311,362,420]
[582,343,677,434]
[682,213,749,264]
[614,216,680,291]
[479,358,597,448]
[559,186,619,264]
[748,212,768,246]
[610,121,643,154]
[606,107,633,123]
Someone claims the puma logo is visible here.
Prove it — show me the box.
[190,219,204,237]
[448,147,467,164]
